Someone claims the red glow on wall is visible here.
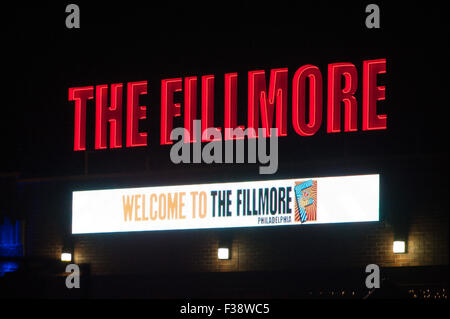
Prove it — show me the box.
[363,59,387,130]
[327,63,358,133]
[69,86,94,151]
[292,65,323,136]
[126,81,148,147]
[95,83,123,149]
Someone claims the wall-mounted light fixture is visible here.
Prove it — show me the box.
[393,240,406,254]
[218,233,232,260]
[61,239,73,262]
[61,252,72,262]
[218,247,230,260]
[393,227,408,254]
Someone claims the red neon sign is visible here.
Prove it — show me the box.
[95,83,123,149]
[68,86,94,151]
[69,58,387,151]
[292,65,323,136]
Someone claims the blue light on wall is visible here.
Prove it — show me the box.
[0,217,23,276]
[0,261,19,277]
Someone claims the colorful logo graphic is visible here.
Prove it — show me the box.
[294,179,317,223]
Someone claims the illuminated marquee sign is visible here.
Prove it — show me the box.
[68,59,387,151]
[72,174,379,234]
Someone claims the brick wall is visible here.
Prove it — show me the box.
[20,159,448,281]
[25,194,448,276]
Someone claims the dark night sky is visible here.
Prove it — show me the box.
[1,1,448,184]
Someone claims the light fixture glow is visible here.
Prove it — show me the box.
[218,248,229,260]
[61,253,72,262]
[393,241,406,253]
